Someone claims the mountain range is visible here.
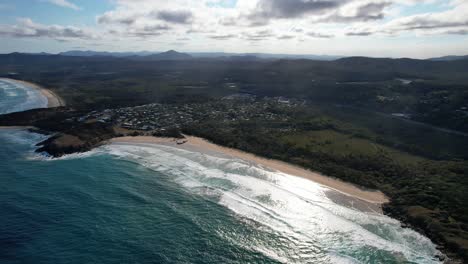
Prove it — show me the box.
[5,50,468,62]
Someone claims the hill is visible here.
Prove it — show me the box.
[429,55,468,61]
[59,50,156,57]
[135,50,192,61]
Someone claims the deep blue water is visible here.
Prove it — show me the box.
[0,80,443,263]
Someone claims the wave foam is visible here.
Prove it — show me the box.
[0,79,48,114]
[102,142,442,263]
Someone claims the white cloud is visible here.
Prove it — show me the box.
[44,0,81,11]
[0,18,95,39]
[1,0,467,57]
[345,0,468,36]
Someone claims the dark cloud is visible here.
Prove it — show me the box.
[245,0,347,26]
[244,0,391,26]
[320,2,390,23]
[155,10,193,24]
[354,2,389,21]
[97,14,137,25]
[255,0,343,19]
[346,31,372,36]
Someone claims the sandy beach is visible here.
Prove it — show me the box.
[0,78,65,108]
[110,136,389,207]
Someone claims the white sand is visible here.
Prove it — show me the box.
[110,136,389,205]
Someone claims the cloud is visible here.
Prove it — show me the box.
[242,29,275,41]
[242,0,344,26]
[44,0,81,10]
[97,11,139,25]
[209,34,237,40]
[130,24,171,37]
[94,0,466,43]
[3,0,467,56]
[344,1,468,36]
[277,34,295,40]
[346,31,373,36]
[445,29,468,35]
[154,10,193,24]
[235,0,395,27]
[307,31,334,38]
[0,18,94,39]
[251,0,344,19]
[320,1,391,23]
[389,14,468,32]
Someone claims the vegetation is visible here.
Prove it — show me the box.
[1,53,468,261]
[184,109,468,261]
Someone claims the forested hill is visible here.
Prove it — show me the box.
[1,53,468,133]
[2,52,468,75]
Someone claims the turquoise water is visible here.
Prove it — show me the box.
[0,79,47,114]
[0,131,286,264]
[0,81,444,263]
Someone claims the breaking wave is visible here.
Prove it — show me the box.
[0,79,48,114]
[100,142,442,263]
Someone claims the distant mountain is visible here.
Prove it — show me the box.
[59,50,156,57]
[136,50,192,61]
[60,50,192,61]
[429,55,468,61]
[59,50,340,61]
[189,52,341,61]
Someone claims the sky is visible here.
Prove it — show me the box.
[0,0,467,58]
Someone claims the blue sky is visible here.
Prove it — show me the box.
[0,0,467,58]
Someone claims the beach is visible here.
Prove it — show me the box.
[0,78,65,108]
[110,136,389,209]
[0,129,442,263]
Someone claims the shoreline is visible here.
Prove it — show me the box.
[0,78,65,108]
[0,126,33,129]
[110,136,390,206]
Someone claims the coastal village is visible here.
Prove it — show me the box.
[70,96,304,135]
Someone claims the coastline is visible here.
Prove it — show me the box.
[0,126,33,129]
[110,136,390,206]
[0,78,65,108]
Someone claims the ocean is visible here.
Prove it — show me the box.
[0,79,47,114]
[0,80,443,263]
